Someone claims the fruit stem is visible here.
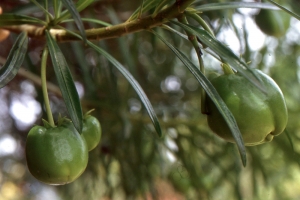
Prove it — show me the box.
[41,47,55,127]
[185,11,215,39]
[177,14,208,114]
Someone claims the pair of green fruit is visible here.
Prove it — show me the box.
[206,69,288,146]
[25,70,287,185]
[25,114,101,185]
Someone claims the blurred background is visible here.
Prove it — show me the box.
[1,0,300,199]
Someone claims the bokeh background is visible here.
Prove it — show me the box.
[1,0,300,199]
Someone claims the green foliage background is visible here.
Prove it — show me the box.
[0,0,300,199]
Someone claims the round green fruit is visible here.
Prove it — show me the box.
[82,115,101,151]
[25,120,88,185]
[206,69,288,146]
[255,9,289,38]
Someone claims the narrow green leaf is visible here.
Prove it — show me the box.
[137,0,146,19]
[152,0,173,17]
[45,30,83,132]
[161,24,226,62]
[88,41,162,137]
[0,32,28,88]
[30,0,54,20]
[53,0,62,19]
[50,26,162,137]
[153,31,247,166]
[127,0,160,22]
[62,18,111,27]
[61,0,87,43]
[10,3,41,15]
[55,0,94,22]
[194,2,279,12]
[266,0,300,21]
[107,8,136,74]
[44,0,49,22]
[162,25,189,40]
[172,21,263,89]
[0,14,46,26]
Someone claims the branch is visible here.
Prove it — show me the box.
[4,0,195,42]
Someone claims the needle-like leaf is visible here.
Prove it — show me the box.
[46,31,83,133]
[88,41,162,137]
[0,32,28,88]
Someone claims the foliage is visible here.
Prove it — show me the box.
[0,0,299,199]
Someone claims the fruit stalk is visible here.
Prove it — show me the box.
[41,47,55,127]
[177,14,207,114]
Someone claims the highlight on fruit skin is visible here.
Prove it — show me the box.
[206,69,288,146]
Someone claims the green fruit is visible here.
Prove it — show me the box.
[206,69,288,146]
[25,120,88,185]
[82,115,101,151]
[255,9,289,38]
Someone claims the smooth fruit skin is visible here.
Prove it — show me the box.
[255,9,289,38]
[25,121,88,185]
[206,69,288,146]
[82,115,101,151]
